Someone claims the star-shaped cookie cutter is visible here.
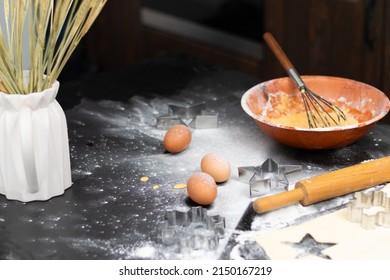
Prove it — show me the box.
[238,158,302,198]
[156,103,218,129]
[346,185,390,230]
[157,206,226,252]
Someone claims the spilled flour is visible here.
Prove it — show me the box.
[1,79,388,260]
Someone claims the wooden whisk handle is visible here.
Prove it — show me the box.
[263,32,294,71]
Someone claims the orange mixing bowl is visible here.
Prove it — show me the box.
[241,76,390,149]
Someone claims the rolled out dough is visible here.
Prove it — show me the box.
[255,207,390,260]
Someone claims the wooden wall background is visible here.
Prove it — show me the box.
[83,0,390,101]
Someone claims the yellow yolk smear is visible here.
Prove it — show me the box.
[269,110,359,128]
[261,92,360,129]
[173,183,187,189]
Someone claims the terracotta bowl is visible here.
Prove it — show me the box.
[241,76,390,149]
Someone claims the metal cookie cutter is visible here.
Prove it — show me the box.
[156,103,218,129]
[347,186,390,230]
[238,158,302,197]
[158,206,226,252]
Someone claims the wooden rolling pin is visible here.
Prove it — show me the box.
[253,156,390,213]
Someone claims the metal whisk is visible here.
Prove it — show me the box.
[263,32,347,128]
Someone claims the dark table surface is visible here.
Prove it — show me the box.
[1,53,389,260]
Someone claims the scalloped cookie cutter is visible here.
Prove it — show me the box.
[346,185,390,230]
[158,206,226,252]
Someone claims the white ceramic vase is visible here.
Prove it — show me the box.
[0,74,72,202]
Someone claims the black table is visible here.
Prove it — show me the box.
[1,53,389,260]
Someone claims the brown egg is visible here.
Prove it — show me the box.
[163,124,192,153]
[200,153,231,183]
[186,172,217,205]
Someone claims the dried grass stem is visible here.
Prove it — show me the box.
[0,0,107,94]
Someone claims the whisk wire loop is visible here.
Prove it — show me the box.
[300,87,347,128]
[263,32,348,128]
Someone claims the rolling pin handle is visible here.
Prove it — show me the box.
[252,188,305,214]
